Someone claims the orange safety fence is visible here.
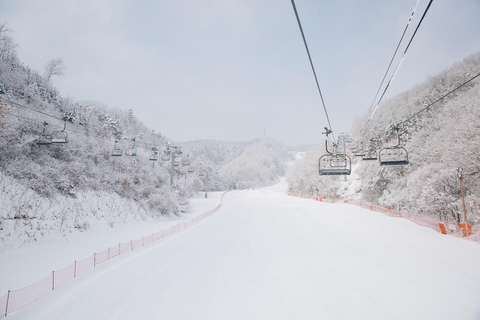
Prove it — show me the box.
[54,263,75,289]
[1,190,231,318]
[0,293,7,318]
[120,241,132,255]
[5,273,52,316]
[288,192,469,238]
[95,249,109,266]
[109,244,120,259]
[76,255,94,278]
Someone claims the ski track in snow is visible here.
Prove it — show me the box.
[5,180,480,319]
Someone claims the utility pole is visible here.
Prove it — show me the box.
[458,167,468,228]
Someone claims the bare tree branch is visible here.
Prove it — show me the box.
[44,57,66,81]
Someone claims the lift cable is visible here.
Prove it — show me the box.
[1,97,159,145]
[394,71,480,131]
[362,0,434,133]
[290,0,335,142]
[1,97,71,128]
[363,0,421,133]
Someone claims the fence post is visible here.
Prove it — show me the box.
[108,247,110,260]
[52,271,55,290]
[74,261,77,278]
[151,233,154,242]
[118,243,121,255]
[142,236,144,247]
[5,290,10,317]
[130,240,133,251]
[94,253,97,267]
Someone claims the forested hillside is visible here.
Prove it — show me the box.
[180,138,291,190]
[0,25,199,244]
[0,25,291,245]
[288,52,480,225]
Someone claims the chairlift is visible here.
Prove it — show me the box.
[350,141,365,157]
[125,139,137,156]
[319,155,351,175]
[187,167,194,173]
[111,140,122,157]
[379,128,409,165]
[150,146,159,161]
[362,150,378,161]
[161,155,171,162]
[318,128,351,176]
[36,122,53,145]
[51,122,68,143]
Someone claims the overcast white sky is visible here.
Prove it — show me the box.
[1,0,479,145]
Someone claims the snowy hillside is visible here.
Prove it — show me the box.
[287,52,480,227]
[0,26,208,245]
[0,28,292,245]
[4,181,480,320]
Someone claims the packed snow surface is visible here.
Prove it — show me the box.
[5,180,480,319]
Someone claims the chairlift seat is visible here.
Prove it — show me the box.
[112,149,122,157]
[379,147,409,166]
[320,168,351,175]
[319,154,351,176]
[125,148,137,156]
[51,132,68,143]
[36,139,53,145]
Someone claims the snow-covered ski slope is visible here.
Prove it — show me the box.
[7,180,480,320]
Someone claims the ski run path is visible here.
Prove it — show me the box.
[4,180,480,319]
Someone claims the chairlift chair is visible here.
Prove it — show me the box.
[362,150,378,161]
[125,148,137,156]
[161,155,171,162]
[379,128,409,165]
[318,134,351,176]
[319,155,351,175]
[181,155,191,166]
[150,147,159,161]
[36,122,53,145]
[51,122,68,143]
[353,151,366,157]
[379,148,409,165]
[125,139,137,156]
[111,140,122,157]
[112,148,123,156]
